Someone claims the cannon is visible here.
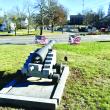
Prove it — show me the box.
[21,40,63,83]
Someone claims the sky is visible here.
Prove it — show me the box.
[0,0,110,19]
[59,0,110,17]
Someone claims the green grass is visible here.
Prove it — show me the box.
[0,44,41,90]
[0,42,110,110]
[0,29,62,36]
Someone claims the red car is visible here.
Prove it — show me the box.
[69,34,81,44]
[35,35,48,45]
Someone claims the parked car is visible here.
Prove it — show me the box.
[69,34,81,44]
[100,28,106,32]
[35,35,48,45]
[0,24,6,31]
[78,27,88,32]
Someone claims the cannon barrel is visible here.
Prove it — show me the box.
[35,40,55,63]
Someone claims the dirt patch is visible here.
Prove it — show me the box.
[69,67,88,85]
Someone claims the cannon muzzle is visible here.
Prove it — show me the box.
[34,40,55,63]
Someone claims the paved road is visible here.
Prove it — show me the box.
[0,33,110,44]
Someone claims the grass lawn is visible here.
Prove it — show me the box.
[0,29,63,36]
[0,42,110,110]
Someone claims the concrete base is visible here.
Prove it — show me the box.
[0,66,69,110]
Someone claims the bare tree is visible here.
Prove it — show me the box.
[6,6,27,36]
[83,9,99,25]
[14,6,26,30]
[34,0,47,35]
[47,0,58,32]
[97,7,105,20]
[24,0,34,35]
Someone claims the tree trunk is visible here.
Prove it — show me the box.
[40,26,43,35]
[62,27,63,34]
[14,22,17,36]
[28,24,29,35]
[35,25,37,31]
[20,21,22,30]
[15,27,16,36]
[51,23,54,33]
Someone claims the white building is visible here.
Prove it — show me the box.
[21,18,28,27]
[10,22,16,31]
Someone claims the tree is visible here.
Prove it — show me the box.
[7,6,27,29]
[7,6,30,36]
[97,7,105,19]
[24,0,34,35]
[83,9,99,25]
[0,17,3,24]
[55,5,68,27]
[32,14,42,31]
[34,0,47,35]
[11,16,17,36]
[47,0,68,32]
[47,0,58,32]
[34,0,68,35]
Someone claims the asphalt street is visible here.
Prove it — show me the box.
[0,33,110,44]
